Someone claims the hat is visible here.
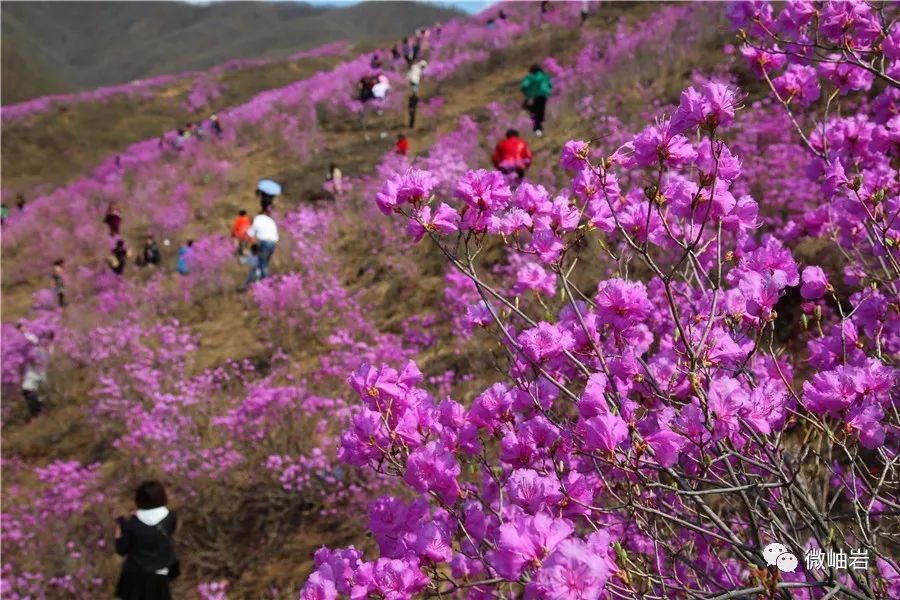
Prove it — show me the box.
[257,179,282,196]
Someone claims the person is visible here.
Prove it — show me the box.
[238,243,261,291]
[104,203,123,237]
[408,93,419,129]
[492,129,533,181]
[210,114,223,138]
[176,240,193,275]
[541,1,549,14]
[371,75,390,100]
[391,44,401,62]
[115,481,179,600]
[521,64,553,136]
[52,259,66,307]
[109,240,130,275]
[17,325,47,419]
[256,179,282,213]
[247,207,278,279]
[231,210,252,255]
[395,133,409,156]
[401,37,412,65]
[407,60,427,95]
[370,53,382,70]
[16,194,25,211]
[142,236,161,267]
[409,38,421,65]
[358,76,376,103]
[581,0,589,24]
[1,202,9,226]
[327,164,343,196]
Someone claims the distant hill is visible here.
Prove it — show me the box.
[1,1,463,104]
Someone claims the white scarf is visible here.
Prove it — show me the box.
[135,506,169,526]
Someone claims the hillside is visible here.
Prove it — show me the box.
[1,0,462,104]
[2,1,898,599]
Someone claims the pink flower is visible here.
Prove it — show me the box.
[847,404,885,449]
[456,169,512,212]
[594,279,652,331]
[525,537,612,600]
[375,173,403,215]
[820,0,882,48]
[559,140,591,171]
[375,169,438,215]
[404,442,461,505]
[337,408,390,467]
[819,57,875,95]
[407,203,460,242]
[694,139,742,182]
[396,169,439,205]
[530,229,564,263]
[507,469,563,514]
[800,266,831,299]
[740,45,787,78]
[707,376,747,441]
[644,428,685,468]
[487,513,574,580]
[583,412,629,453]
[773,65,821,107]
[513,263,557,296]
[576,373,609,419]
[670,83,740,133]
[802,367,857,417]
[519,322,574,363]
[630,123,696,167]
[300,569,338,600]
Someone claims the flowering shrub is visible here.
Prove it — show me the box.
[2,1,898,597]
[302,3,899,597]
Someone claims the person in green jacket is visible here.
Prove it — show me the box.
[521,64,552,136]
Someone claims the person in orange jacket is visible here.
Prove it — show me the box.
[231,209,252,255]
[492,129,533,180]
[395,133,409,156]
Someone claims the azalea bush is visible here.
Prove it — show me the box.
[2,1,897,598]
[301,3,899,598]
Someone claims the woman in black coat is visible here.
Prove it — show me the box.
[115,481,179,600]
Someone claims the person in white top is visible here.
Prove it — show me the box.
[327,163,343,196]
[372,75,390,100]
[246,207,279,279]
[407,60,427,94]
[17,324,49,419]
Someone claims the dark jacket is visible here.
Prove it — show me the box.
[116,512,178,574]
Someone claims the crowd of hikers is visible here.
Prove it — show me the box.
[12,4,565,423]
[7,5,581,595]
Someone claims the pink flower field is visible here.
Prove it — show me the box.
[1,1,898,598]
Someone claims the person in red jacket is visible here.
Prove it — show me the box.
[492,129,533,180]
[395,134,409,155]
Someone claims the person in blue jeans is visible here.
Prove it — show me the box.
[247,208,278,279]
[238,243,261,291]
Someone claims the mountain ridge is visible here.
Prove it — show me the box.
[1,0,463,104]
